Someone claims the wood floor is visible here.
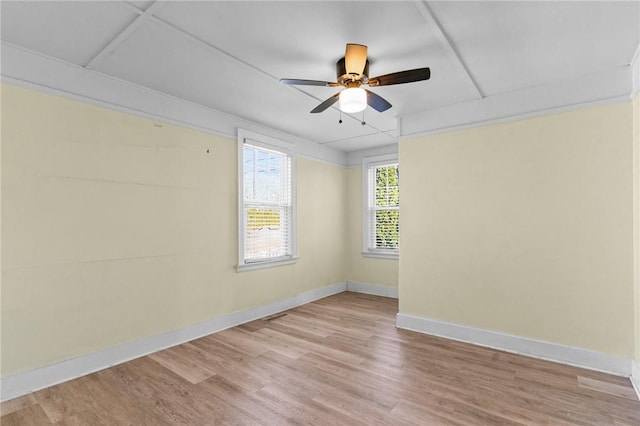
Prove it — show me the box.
[2,292,639,425]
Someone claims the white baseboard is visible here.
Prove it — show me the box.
[0,282,347,402]
[631,360,640,400]
[396,313,632,377]
[346,281,398,299]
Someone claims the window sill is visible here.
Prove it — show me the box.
[236,257,299,272]
[362,251,399,260]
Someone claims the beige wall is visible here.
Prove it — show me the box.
[6,82,635,378]
[399,101,635,358]
[1,85,347,376]
[345,166,399,288]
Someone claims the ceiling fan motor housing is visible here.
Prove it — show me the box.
[336,57,369,85]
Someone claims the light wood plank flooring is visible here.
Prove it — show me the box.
[2,292,639,425]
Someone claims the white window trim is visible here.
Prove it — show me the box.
[362,153,399,259]
[237,129,298,272]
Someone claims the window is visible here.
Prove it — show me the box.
[238,130,296,271]
[363,154,399,258]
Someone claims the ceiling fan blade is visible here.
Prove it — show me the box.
[280,79,339,87]
[368,67,431,87]
[365,90,392,112]
[345,43,368,77]
[310,92,340,113]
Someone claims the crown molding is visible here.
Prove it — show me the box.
[3,41,636,157]
[346,143,398,168]
[399,65,634,139]
[1,42,347,167]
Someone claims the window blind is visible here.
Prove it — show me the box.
[367,162,399,251]
[242,143,292,263]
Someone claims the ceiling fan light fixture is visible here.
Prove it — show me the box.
[339,87,367,113]
[281,43,430,115]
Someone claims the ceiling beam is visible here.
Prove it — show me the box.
[84,1,165,70]
[413,0,484,99]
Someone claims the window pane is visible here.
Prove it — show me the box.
[375,209,399,249]
[375,184,386,206]
[242,142,293,263]
[388,185,399,206]
[243,146,254,201]
[245,145,291,205]
[374,164,399,207]
[244,206,289,260]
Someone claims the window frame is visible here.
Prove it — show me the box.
[362,153,400,259]
[237,129,297,272]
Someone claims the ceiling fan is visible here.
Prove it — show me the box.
[280,43,430,114]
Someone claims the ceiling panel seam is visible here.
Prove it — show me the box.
[401,63,634,120]
[413,0,484,99]
[490,64,634,99]
[49,0,361,146]
[84,1,165,70]
[142,11,395,141]
[143,14,343,120]
[0,41,319,147]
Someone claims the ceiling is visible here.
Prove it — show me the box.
[2,1,639,153]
